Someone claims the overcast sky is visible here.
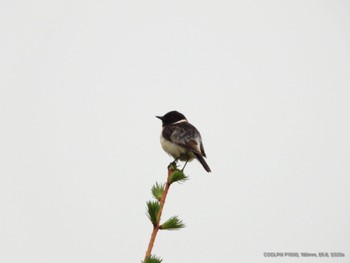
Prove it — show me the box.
[1,1,350,262]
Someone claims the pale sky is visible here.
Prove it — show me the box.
[1,1,349,262]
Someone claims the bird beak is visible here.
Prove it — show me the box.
[156,116,163,120]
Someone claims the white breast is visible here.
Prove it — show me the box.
[160,135,186,159]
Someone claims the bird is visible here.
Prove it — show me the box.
[156,111,211,172]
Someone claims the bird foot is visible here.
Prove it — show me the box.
[168,160,178,170]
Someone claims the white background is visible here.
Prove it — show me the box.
[1,1,349,262]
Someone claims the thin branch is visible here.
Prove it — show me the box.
[144,166,174,262]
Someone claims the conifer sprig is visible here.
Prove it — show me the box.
[151,182,164,201]
[160,216,185,230]
[169,170,188,184]
[146,201,160,226]
[143,165,187,262]
[145,254,162,263]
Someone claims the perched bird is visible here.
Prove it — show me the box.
[156,111,211,172]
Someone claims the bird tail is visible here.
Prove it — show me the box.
[194,153,211,173]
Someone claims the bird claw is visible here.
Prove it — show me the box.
[168,161,178,170]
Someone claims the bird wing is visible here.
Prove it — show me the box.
[169,123,206,157]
